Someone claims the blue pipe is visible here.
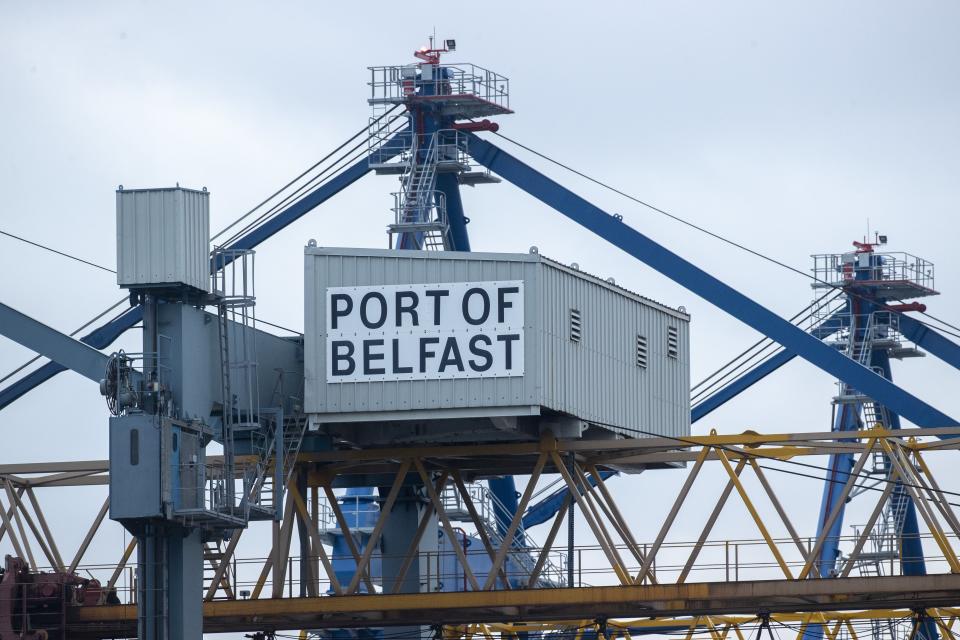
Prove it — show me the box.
[813,402,861,578]
[487,477,521,541]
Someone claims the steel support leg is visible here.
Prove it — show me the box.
[136,524,203,640]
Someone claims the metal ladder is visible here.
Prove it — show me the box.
[832,312,875,406]
[212,249,262,523]
[202,541,235,599]
[389,132,451,250]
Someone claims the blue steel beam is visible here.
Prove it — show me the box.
[692,309,848,422]
[466,133,957,429]
[226,129,408,253]
[0,132,408,410]
[437,173,470,251]
[899,314,960,371]
[692,350,794,423]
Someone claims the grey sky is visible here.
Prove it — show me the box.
[1,1,959,635]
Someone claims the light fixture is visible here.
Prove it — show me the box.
[445,39,456,51]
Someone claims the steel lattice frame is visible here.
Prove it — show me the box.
[3,426,960,637]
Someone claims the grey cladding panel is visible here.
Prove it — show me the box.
[109,414,163,521]
[305,247,690,438]
[116,187,210,292]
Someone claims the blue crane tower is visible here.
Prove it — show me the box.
[806,239,941,640]
[367,36,509,252]
[366,40,525,542]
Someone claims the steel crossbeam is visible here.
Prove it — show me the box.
[62,575,960,637]
[4,427,960,639]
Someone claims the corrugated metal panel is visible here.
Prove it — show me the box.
[116,187,209,292]
[536,261,689,439]
[305,247,689,438]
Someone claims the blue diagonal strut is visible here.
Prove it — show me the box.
[691,309,848,422]
[465,132,957,429]
[0,130,408,410]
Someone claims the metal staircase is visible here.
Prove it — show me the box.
[210,248,309,523]
[388,131,452,250]
[248,414,309,520]
[164,247,265,528]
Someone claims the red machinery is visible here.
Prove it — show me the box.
[0,555,118,640]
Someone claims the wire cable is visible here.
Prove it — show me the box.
[690,305,843,406]
[753,462,960,509]
[691,292,844,404]
[219,132,387,248]
[490,131,819,281]
[218,111,406,248]
[0,296,129,384]
[211,104,400,242]
[489,131,960,341]
[256,317,302,336]
[612,424,960,506]
[691,343,785,406]
[0,229,115,274]
[0,114,402,391]
[577,418,960,506]
[692,289,840,393]
[218,108,406,245]
[917,310,960,337]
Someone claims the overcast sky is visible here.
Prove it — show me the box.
[1,1,959,635]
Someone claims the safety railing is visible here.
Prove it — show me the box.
[368,63,510,112]
[390,190,447,229]
[370,128,470,170]
[315,494,381,532]
[811,251,935,292]
[61,529,959,606]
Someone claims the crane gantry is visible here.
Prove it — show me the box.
[1,41,959,640]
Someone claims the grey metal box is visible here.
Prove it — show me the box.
[116,186,210,293]
[109,414,163,521]
[304,247,690,439]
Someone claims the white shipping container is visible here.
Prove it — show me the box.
[305,247,691,441]
[116,187,210,293]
